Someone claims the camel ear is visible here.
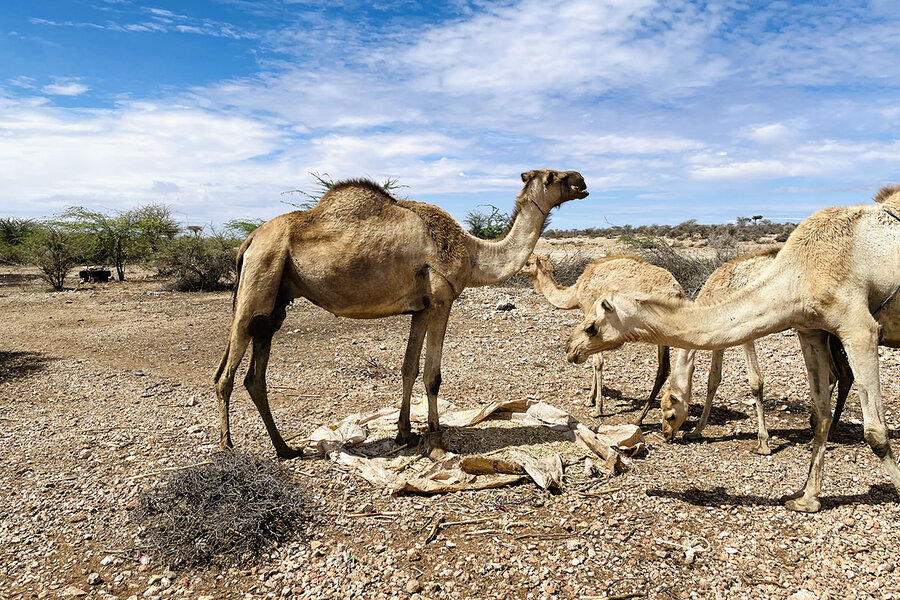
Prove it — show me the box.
[521,170,537,183]
[542,171,556,185]
[600,298,614,313]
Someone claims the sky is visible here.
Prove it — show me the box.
[1,0,899,229]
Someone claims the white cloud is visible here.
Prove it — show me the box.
[42,78,89,96]
[741,123,796,144]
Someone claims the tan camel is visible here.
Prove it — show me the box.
[661,250,853,453]
[520,253,683,419]
[566,189,900,512]
[214,169,588,457]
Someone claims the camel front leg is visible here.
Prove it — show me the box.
[632,346,670,425]
[588,352,604,417]
[685,349,723,439]
[397,311,428,446]
[423,304,452,434]
[245,330,301,459]
[839,320,900,496]
[785,330,833,513]
[742,342,770,455]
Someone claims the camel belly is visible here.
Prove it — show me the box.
[286,255,432,319]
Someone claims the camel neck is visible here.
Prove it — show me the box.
[636,269,799,350]
[464,198,547,286]
[531,267,579,309]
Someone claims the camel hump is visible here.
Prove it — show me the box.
[874,184,900,206]
[395,199,468,267]
[315,178,397,219]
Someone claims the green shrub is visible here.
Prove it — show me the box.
[157,231,236,291]
[27,225,81,290]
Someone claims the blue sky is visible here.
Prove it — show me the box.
[1,0,899,229]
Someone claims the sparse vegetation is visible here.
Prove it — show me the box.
[464,205,511,239]
[27,224,82,291]
[156,227,236,291]
[134,453,312,568]
[0,217,39,264]
[544,217,797,244]
[620,233,739,298]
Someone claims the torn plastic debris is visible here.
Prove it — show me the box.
[292,397,645,494]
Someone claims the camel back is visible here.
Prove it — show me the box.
[697,248,779,304]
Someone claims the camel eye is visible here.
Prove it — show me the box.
[585,322,597,336]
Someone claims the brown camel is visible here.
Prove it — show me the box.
[215,169,588,457]
[661,249,853,453]
[566,187,900,512]
[520,253,683,419]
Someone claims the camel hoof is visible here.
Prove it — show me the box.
[395,431,421,447]
[219,440,235,452]
[423,432,446,460]
[589,408,604,419]
[275,446,303,460]
[785,497,821,513]
[753,443,771,456]
[683,430,702,440]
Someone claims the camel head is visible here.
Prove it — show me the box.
[660,385,690,441]
[520,169,588,215]
[566,292,642,364]
[520,253,553,278]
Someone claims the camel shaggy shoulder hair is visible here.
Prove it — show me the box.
[215,169,588,457]
[661,249,853,453]
[566,187,900,512]
[520,253,683,419]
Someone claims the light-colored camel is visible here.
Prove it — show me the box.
[661,250,853,453]
[214,169,588,457]
[566,188,900,512]
[520,253,683,419]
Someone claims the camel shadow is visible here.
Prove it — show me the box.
[353,424,573,457]
[0,272,42,288]
[0,351,49,382]
[647,483,898,510]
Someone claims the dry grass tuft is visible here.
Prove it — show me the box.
[134,453,312,568]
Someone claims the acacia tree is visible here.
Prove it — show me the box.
[464,205,511,239]
[28,225,80,290]
[61,204,178,281]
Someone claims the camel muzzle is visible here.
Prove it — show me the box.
[566,343,588,365]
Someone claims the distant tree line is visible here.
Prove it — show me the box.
[0,205,266,292]
[543,217,797,243]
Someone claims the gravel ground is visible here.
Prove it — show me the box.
[1,266,899,600]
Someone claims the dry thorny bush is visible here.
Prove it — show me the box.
[134,453,313,568]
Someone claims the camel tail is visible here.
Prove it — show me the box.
[214,233,255,384]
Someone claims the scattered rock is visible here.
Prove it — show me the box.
[87,572,102,585]
[406,579,422,594]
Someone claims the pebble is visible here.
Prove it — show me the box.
[406,579,422,594]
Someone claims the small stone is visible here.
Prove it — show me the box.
[842,517,856,527]
[134,370,145,376]
[495,301,516,311]
[684,549,695,565]
[788,591,818,600]
[406,548,422,561]
[405,579,422,594]
[199,596,215,600]
[64,586,88,597]
[87,572,102,585]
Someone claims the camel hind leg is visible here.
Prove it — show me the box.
[839,316,900,495]
[243,298,301,459]
[214,325,253,451]
[827,334,853,439]
[685,349,723,439]
[588,352,604,418]
[742,342,770,455]
[632,345,670,425]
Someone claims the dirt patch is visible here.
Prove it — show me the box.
[0,258,899,599]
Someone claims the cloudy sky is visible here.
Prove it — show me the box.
[2,0,899,229]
